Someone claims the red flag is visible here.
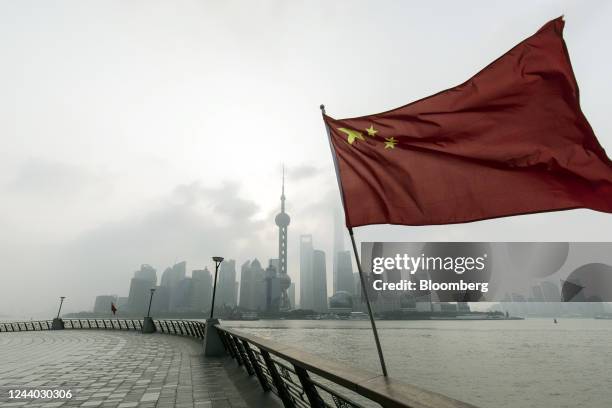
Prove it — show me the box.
[111,302,117,315]
[324,17,612,228]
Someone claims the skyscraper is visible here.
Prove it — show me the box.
[127,264,157,314]
[333,207,346,294]
[217,260,237,307]
[191,268,213,312]
[163,261,187,312]
[239,259,266,311]
[274,166,292,310]
[336,250,354,295]
[312,249,328,312]
[299,234,314,310]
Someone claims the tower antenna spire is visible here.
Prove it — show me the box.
[281,164,286,212]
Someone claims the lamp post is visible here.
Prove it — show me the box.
[146,288,156,318]
[52,296,66,330]
[210,256,224,319]
[142,288,157,334]
[56,296,66,319]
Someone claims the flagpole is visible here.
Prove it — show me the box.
[348,227,389,377]
[320,104,388,377]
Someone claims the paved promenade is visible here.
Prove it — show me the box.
[0,330,281,408]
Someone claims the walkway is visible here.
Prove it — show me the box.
[0,330,282,408]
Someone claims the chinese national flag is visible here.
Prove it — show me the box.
[324,17,612,228]
[111,302,117,315]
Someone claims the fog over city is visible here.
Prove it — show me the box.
[1,1,612,317]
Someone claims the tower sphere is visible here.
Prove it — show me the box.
[275,212,290,227]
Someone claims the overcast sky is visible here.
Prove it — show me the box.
[1,0,612,317]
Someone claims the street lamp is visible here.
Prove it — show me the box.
[210,256,224,319]
[146,288,156,318]
[56,296,66,319]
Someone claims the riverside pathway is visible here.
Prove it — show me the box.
[0,330,282,408]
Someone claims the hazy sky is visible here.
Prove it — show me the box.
[1,1,612,317]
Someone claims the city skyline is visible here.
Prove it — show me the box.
[3,1,612,317]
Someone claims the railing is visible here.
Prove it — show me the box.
[216,326,477,408]
[0,319,206,339]
[0,320,477,408]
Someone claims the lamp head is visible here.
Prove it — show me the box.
[212,256,224,263]
[150,288,156,293]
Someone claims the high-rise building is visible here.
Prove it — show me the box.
[288,282,295,309]
[274,167,292,310]
[217,260,237,307]
[127,264,157,314]
[332,208,346,294]
[299,235,314,310]
[163,261,187,312]
[93,295,117,314]
[134,264,157,283]
[336,250,354,295]
[265,261,282,312]
[150,285,170,313]
[192,268,213,312]
[312,250,328,312]
[239,259,267,311]
[172,277,194,312]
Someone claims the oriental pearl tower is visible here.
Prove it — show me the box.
[274,166,292,310]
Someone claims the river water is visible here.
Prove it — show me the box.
[224,318,612,408]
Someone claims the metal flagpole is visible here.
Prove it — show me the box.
[348,228,389,377]
[320,104,388,377]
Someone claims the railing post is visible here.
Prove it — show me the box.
[242,340,271,392]
[261,349,295,408]
[228,335,244,366]
[236,340,254,375]
[220,331,236,358]
[294,366,325,408]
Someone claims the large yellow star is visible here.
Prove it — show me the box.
[365,125,378,137]
[337,128,365,145]
[384,137,398,149]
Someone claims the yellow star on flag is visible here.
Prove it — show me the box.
[337,128,365,145]
[384,137,398,149]
[365,125,378,137]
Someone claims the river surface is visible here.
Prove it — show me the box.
[224,318,612,408]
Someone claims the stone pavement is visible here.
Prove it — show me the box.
[0,330,282,408]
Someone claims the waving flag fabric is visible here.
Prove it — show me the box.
[324,17,612,228]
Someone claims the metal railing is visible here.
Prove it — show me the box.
[0,319,206,339]
[216,326,477,408]
[0,320,477,408]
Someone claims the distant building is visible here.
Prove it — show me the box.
[93,295,117,314]
[329,291,353,313]
[264,260,285,312]
[239,259,266,311]
[172,277,194,312]
[134,264,157,282]
[150,285,170,314]
[332,208,346,294]
[116,297,129,310]
[127,264,157,314]
[217,260,237,307]
[299,235,314,310]
[312,250,328,312]
[287,282,295,310]
[166,262,187,312]
[335,250,354,295]
[192,268,213,312]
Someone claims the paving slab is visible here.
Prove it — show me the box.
[0,330,282,407]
